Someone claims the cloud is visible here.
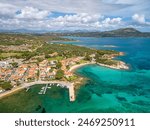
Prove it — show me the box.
[53,13,102,23]
[132,14,150,25]
[0,0,149,31]
[16,6,49,20]
[0,0,130,15]
[102,17,122,25]
[0,3,17,18]
[0,12,123,31]
[132,14,145,24]
[47,13,104,30]
[48,14,123,30]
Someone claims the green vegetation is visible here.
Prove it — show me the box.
[0,33,72,46]
[84,55,92,61]
[36,43,118,61]
[55,70,64,80]
[66,75,78,82]
[48,56,63,61]
[56,62,62,69]
[0,33,120,66]
[0,34,42,46]
[96,58,118,65]
[0,80,13,90]
[37,70,40,77]
[21,51,38,60]
[34,34,74,41]
[11,62,18,68]
[0,52,22,58]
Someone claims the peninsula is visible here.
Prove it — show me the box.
[0,33,128,101]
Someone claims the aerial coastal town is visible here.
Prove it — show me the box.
[0,56,84,101]
[0,33,128,101]
[0,56,84,85]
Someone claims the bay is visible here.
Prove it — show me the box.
[0,37,150,113]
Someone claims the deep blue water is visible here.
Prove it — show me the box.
[63,37,150,70]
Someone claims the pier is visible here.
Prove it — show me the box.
[43,84,48,94]
[69,83,75,102]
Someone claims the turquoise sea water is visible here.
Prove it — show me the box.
[0,37,150,112]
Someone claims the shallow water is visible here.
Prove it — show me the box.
[0,37,150,113]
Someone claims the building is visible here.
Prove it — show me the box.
[0,61,9,68]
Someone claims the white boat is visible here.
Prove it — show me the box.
[38,92,43,94]
[26,87,30,92]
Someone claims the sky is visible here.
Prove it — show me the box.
[0,0,150,32]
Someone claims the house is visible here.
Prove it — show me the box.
[49,60,57,67]
[49,52,58,57]
[0,61,9,68]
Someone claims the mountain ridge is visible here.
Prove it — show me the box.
[0,28,150,37]
[58,28,150,37]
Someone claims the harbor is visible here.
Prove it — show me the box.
[0,80,76,102]
[37,82,75,101]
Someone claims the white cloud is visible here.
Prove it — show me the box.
[132,14,150,25]
[53,13,102,23]
[132,14,145,24]
[0,13,123,31]
[49,14,122,30]
[16,6,49,20]
[0,0,149,31]
[96,17,123,30]
[0,0,130,15]
[49,13,103,30]
[0,3,17,18]
[102,17,122,25]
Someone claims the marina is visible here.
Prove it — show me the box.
[38,83,68,95]
[34,82,75,101]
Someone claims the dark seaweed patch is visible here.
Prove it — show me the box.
[116,96,127,101]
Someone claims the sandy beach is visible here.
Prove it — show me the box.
[69,62,94,72]
[69,61,129,72]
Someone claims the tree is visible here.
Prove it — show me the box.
[56,62,62,69]
[45,54,50,59]
[37,70,40,77]
[85,55,92,61]
[0,81,13,90]
[11,62,18,68]
[55,70,64,80]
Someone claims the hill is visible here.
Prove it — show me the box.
[58,28,150,37]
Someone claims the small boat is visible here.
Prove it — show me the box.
[26,87,30,92]
[62,85,65,88]
[38,92,43,94]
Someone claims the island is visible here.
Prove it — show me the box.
[0,33,128,101]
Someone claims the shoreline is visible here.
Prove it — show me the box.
[0,80,73,99]
[69,62,94,72]
[69,61,129,72]
[97,61,129,70]
[0,59,129,100]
